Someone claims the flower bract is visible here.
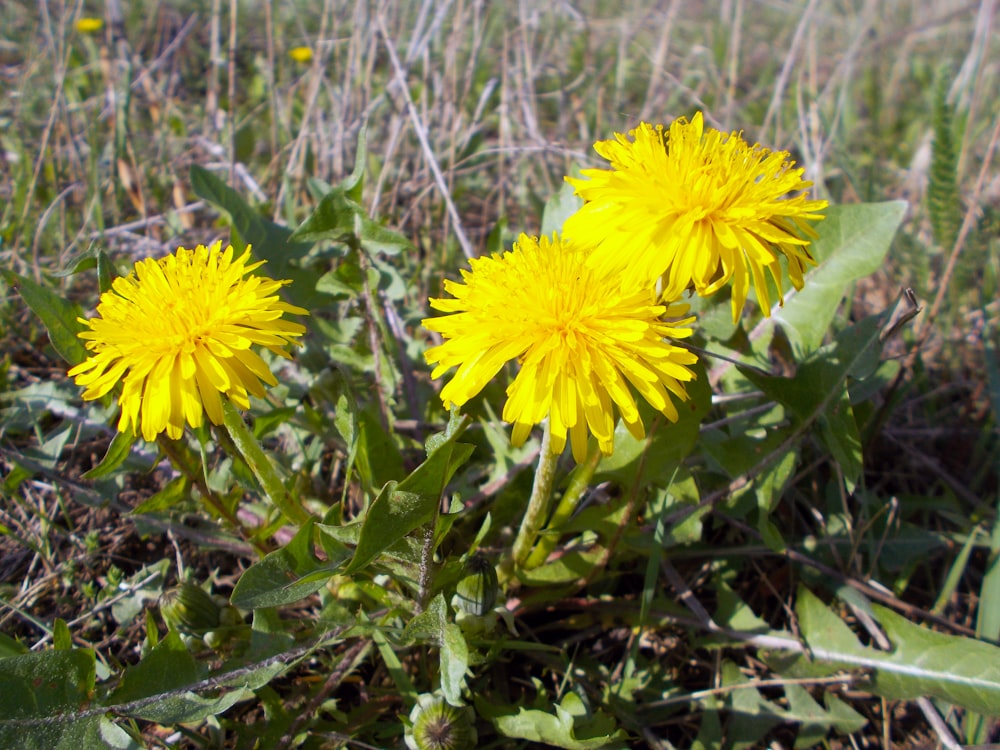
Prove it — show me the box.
[422,233,698,463]
[563,112,829,321]
[69,241,307,441]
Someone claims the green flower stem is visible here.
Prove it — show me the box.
[523,443,601,569]
[509,420,559,574]
[222,399,311,525]
[156,435,270,554]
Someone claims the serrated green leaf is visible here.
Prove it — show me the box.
[5,271,87,366]
[354,406,404,495]
[82,430,136,479]
[109,628,298,725]
[772,201,906,352]
[784,683,867,748]
[477,691,628,749]
[713,581,772,633]
[232,520,347,609]
[818,390,863,492]
[289,187,359,244]
[739,315,882,489]
[721,661,781,750]
[126,686,254,724]
[768,587,1000,716]
[346,421,473,574]
[866,604,1000,714]
[358,216,411,256]
[190,165,308,280]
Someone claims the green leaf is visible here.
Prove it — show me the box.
[818,390,863,492]
[52,619,71,650]
[772,201,906,352]
[107,630,201,708]
[346,418,473,573]
[343,124,368,201]
[82,430,136,479]
[402,595,469,705]
[768,587,1000,716]
[485,216,509,255]
[357,216,412,256]
[125,686,254,725]
[0,649,96,724]
[232,520,348,609]
[596,361,712,487]
[739,314,885,490]
[4,271,87,366]
[289,187,359,244]
[0,716,138,750]
[477,690,628,749]
[542,180,584,237]
[517,548,607,586]
[130,476,191,515]
[719,661,781,750]
[108,628,298,725]
[110,559,170,626]
[190,165,309,279]
[290,187,411,256]
[0,632,28,658]
[96,250,115,293]
[354,406,405,495]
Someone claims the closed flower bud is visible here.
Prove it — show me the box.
[160,583,222,635]
[452,555,498,617]
[404,694,477,750]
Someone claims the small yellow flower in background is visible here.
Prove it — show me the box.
[75,17,104,34]
[288,46,314,64]
[69,241,308,442]
[564,112,829,322]
[422,233,699,463]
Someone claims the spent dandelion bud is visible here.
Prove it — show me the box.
[405,694,477,750]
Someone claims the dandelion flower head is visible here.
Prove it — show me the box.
[422,233,699,463]
[76,17,104,34]
[69,241,308,441]
[289,46,314,63]
[563,112,829,321]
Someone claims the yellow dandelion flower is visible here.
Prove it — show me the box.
[422,233,699,463]
[69,241,308,442]
[75,17,104,33]
[288,46,314,64]
[564,112,829,321]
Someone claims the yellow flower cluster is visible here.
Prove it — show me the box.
[423,112,827,461]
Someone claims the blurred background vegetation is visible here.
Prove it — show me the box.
[1,0,998,747]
